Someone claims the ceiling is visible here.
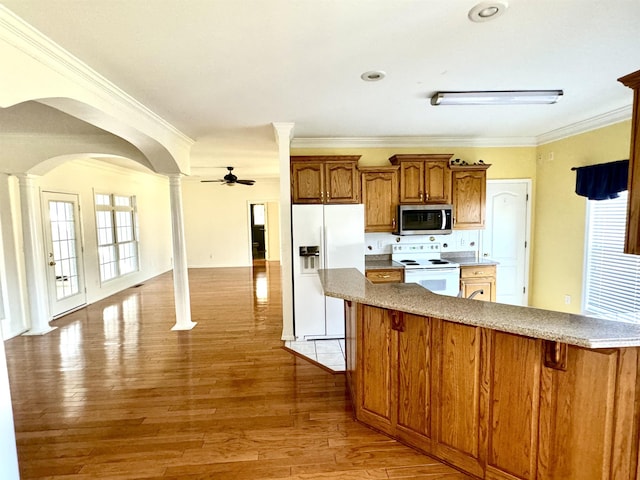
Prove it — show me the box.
[1,0,640,179]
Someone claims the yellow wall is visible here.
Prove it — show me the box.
[532,121,632,311]
[290,146,537,179]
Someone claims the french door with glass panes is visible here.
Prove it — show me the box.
[42,191,87,317]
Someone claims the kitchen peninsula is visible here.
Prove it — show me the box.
[320,268,640,480]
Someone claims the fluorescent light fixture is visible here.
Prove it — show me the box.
[430,90,563,106]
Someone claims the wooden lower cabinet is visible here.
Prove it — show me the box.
[344,300,358,406]
[486,332,541,480]
[537,346,639,480]
[460,265,496,302]
[432,318,487,478]
[396,313,433,451]
[357,305,395,435]
[365,268,403,284]
[348,303,640,480]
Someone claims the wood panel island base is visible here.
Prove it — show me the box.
[320,268,640,480]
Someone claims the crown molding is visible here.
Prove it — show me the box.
[536,105,632,145]
[291,135,538,149]
[0,5,193,150]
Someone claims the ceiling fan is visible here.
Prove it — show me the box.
[201,166,255,186]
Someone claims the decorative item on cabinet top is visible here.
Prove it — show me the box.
[450,158,487,167]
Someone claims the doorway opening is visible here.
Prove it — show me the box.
[250,203,267,267]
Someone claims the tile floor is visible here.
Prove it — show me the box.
[284,338,346,372]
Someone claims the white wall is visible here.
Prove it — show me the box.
[182,178,280,267]
[0,336,18,479]
[38,159,173,304]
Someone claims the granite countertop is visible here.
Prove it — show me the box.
[442,254,499,266]
[318,268,640,349]
[364,258,405,270]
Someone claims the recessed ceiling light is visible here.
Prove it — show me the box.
[468,2,508,22]
[361,71,386,82]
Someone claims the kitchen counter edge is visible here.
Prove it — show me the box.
[319,268,640,349]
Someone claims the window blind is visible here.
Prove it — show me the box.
[584,191,640,323]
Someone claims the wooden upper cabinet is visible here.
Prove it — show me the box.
[450,164,490,229]
[291,161,324,204]
[425,160,452,204]
[290,156,360,204]
[397,161,424,203]
[360,166,399,232]
[325,161,360,203]
[389,154,452,204]
[618,69,640,254]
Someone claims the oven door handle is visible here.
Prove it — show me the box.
[408,267,459,273]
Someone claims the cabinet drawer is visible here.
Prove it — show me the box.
[366,269,404,284]
[460,265,496,279]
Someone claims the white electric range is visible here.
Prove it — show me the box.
[391,243,460,297]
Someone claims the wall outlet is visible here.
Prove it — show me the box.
[564,295,571,305]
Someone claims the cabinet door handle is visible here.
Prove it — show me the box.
[544,340,567,371]
[474,271,484,275]
[391,311,405,332]
[419,191,423,201]
[392,217,396,229]
[377,274,390,278]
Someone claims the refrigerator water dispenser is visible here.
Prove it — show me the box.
[299,246,320,273]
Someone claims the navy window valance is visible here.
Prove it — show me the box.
[572,159,629,201]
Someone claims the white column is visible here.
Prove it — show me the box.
[168,174,196,331]
[0,174,28,339]
[18,174,55,335]
[272,123,295,341]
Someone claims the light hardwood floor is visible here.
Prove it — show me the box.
[5,264,472,479]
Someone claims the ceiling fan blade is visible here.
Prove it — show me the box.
[200,179,225,183]
[236,179,255,185]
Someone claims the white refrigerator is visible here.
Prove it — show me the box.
[292,204,365,340]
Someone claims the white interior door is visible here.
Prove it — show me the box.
[42,192,87,317]
[482,180,531,306]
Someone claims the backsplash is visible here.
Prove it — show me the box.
[364,230,480,255]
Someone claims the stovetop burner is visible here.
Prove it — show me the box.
[400,259,420,265]
[391,243,460,270]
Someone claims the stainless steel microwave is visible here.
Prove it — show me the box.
[395,204,453,235]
